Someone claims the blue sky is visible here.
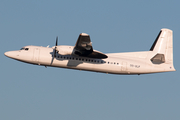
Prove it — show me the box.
[1,0,180,120]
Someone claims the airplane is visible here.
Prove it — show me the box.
[4,28,176,75]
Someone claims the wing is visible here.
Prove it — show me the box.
[73,33,108,59]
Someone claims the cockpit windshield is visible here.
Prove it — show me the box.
[20,48,25,50]
[20,48,29,50]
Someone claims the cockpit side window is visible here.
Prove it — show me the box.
[25,48,29,50]
[20,48,29,50]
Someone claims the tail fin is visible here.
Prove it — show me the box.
[150,28,175,71]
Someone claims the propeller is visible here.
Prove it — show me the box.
[51,36,58,65]
[54,36,58,57]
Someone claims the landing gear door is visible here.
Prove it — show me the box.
[33,48,40,62]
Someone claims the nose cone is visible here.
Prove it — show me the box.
[4,51,11,57]
[4,51,19,59]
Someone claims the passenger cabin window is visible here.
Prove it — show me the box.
[25,48,29,50]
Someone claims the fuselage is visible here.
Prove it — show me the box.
[4,45,175,75]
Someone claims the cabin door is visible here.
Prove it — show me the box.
[33,48,40,62]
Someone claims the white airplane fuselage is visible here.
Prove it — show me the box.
[4,45,175,75]
[4,29,176,75]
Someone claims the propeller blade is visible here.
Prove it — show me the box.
[54,36,58,57]
[56,36,58,47]
[51,36,58,65]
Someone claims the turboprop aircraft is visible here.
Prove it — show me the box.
[4,28,176,75]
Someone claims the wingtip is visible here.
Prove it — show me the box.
[80,33,89,36]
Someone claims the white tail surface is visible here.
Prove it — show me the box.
[149,28,175,71]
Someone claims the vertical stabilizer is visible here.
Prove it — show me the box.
[150,28,175,71]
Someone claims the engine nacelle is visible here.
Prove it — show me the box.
[52,45,74,55]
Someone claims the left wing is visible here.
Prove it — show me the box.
[73,33,108,59]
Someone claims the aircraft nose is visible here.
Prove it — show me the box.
[4,51,10,57]
[4,51,19,59]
